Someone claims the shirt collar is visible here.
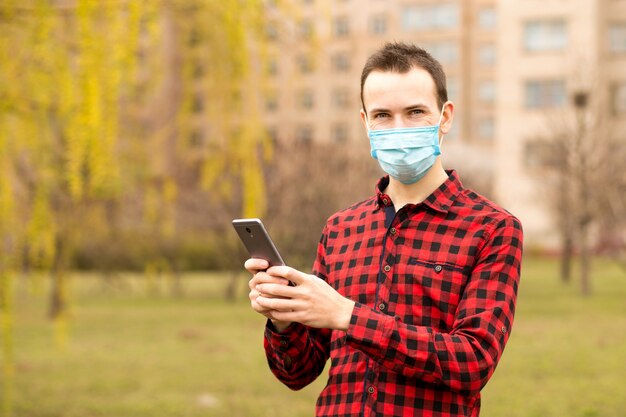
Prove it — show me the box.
[375,170,463,213]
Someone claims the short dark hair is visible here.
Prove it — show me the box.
[360,42,448,112]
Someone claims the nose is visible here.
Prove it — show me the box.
[390,115,409,129]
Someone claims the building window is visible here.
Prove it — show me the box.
[298,19,313,40]
[296,54,314,73]
[331,52,350,71]
[402,4,459,31]
[525,80,567,109]
[478,80,496,103]
[266,57,278,76]
[332,123,349,143]
[478,118,494,140]
[189,128,204,148]
[422,41,458,65]
[265,91,278,112]
[332,88,351,107]
[192,62,205,79]
[188,27,202,47]
[298,90,314,109]
[524,20,568,52]
[192,93,204,113]
[370,14,387,34]
[333,16,350,37]
[478,7,496,30]
[297,126,313,144]
[613,82,626,114]
[609,23,626,53]
[478,44,496,65]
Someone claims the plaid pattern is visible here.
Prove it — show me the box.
[264,171,523,417]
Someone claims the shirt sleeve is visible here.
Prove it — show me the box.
[263,227,333,390]
[345,215,523,397]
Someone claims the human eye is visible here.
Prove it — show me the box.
[373,112,390,119]
[409,108,424,116]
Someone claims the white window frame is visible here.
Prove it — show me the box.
[609,23,626,53]
[524,80,567,109]
[402,4,459,31]
[524,20,568,52]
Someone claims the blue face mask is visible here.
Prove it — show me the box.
[367,107,445,184]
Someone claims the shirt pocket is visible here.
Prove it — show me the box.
[397,258,467,330]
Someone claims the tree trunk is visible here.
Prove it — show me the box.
[49,237,68,319]
[561,227,574,283]
[580,221,592,296]
[170,265,184,298]
[224,271,236,302]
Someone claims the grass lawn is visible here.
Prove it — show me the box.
[3,256,626,417]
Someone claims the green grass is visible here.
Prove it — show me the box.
[3,257,626,417]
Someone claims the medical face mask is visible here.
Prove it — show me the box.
[367,106,445,185]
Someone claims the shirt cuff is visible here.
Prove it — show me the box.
[264,320,311,372]
[264,320,309,352]
[345,302,394,352]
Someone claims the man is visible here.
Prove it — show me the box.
[245,42,523,417]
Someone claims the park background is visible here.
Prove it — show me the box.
[0,1,625,416]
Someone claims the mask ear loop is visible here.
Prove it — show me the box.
[364,112,377,158]
[364,112,371,133]
[437,102,448,150]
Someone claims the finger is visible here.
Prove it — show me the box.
[250,293,274,315]
[251,272,290,287]
[244,258,269,274]
[248,271,269,291]
[267,266,309,286]
[266,309,300,323]
[257,294,300,312]
[256,282,297,299]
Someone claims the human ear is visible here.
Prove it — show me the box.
[439,101,454,135]
[360,108,369,131]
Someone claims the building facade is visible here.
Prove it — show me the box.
[262,0,626,246]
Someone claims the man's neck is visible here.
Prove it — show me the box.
[384,160,448,211]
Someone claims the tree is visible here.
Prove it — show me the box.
[0,0,157,364]
[534,90,626,295]
[0,1,279,411]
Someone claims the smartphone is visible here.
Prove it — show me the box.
[232,218,285,267]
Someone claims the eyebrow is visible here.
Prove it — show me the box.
[368,107,391,114]
[404,103,430,112]
[369,103,430,114]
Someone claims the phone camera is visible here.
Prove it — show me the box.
[245,227,252,234]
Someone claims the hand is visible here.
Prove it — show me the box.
[255,265,356,331]
[246,258,292,331]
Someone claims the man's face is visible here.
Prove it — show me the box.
[360,67,453,135]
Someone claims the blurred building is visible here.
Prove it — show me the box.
[262,0,626,245]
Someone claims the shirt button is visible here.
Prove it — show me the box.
[283,355,293,368]
[378,303,386,311]
[390,227,397,235]
[382,198,389,205]
[280,339,288,347]
[501,326,507,334]
[383,265,391,272]
[434,265,443,273]
[367,386,375,394]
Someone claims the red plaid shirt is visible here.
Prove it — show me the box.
[264,171,523,417]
